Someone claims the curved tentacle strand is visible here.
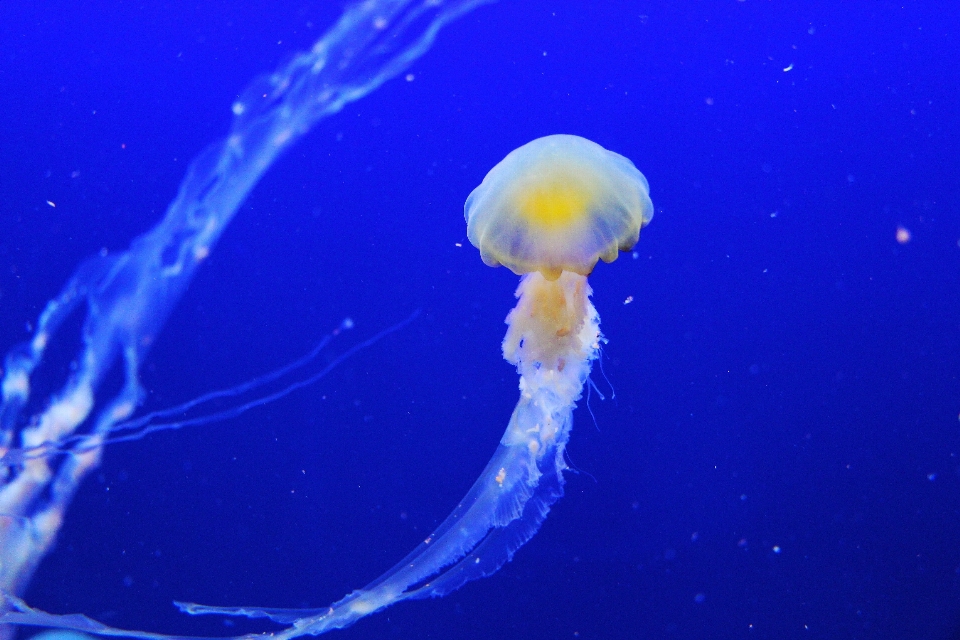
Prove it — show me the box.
[0,0,493,625]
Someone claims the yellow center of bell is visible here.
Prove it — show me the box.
[516,179,593,230]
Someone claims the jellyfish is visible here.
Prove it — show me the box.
[170,134,655,636]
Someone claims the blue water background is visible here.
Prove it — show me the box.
[1,1,958,638]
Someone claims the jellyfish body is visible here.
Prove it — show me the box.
[466,134,653,280]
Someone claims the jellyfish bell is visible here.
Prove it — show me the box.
[465,134,653,280]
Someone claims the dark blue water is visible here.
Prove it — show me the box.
[1,2,958,638]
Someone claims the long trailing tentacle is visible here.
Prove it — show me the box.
[0,0,493,624]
